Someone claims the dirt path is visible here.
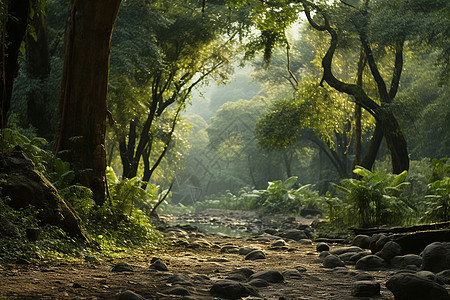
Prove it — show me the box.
[0,209,401,299]
[0,234,395,299]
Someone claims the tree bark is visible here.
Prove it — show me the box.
[56,0,122,205]
[1,0,30,128]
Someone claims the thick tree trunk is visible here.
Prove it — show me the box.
[0,0,30,128]
[56,0,122,205]
[26,12,52,140]
[360,122,383,170]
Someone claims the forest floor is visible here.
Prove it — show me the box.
[0,209,402,299]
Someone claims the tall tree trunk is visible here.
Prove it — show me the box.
[56,0,122,205]
[1,0,30,129]
[26,11,52,139]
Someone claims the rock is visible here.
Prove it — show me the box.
[416,271,444,285]
[355,255,387,271]
[167,274,191,285]
[271,239,288,247]
[239,247,258,255]
[230,268,254,278]
[391,254,422,269]
[351,235,371,249]
[0,150,86,238]
[298,239,312,245]
[351,280,380,297]
[0,213,19,237]
[168,286,190,296]
[117,290,146,300]
[220,245,240,254]
[333,267,355,276]
[376,241,402,263]
[150,259,169,271]
[330,246,363,256]
[323,255,345,269]
[318,251,330,259]
[348,251,370,264]
[421,242,450,273]
[369,233,390,254]
[188,239,211,249]
[339,252,358,263]
[112,262,133,272]
[437,269,450,284]
[248,278,269,287]
[316,242,329,252]
[210,280,259,299]
[264,228,278,235]
[245,250,266,260]
[226,268,254,282]
[279,229,308,241]
[386,273,450,300]
[249,270,284,283]
[282,269,303,279]
[355,272,374,281]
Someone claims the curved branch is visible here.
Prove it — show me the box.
[301,0,381,119]
[389,39,404,99]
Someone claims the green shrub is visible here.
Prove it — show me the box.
[332,166,414,228]
[422,158,449,222]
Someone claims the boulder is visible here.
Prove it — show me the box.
[249,270,284,283]
[0,150,86,238]
[386,273,450,300]
[316,242,330,252]
[112,262,133,272]
[245,250,266,260]
[355,255,387,271]
[437,270,450,284]
[421,242,450,273]
[376,241,402,263]
[351,235,371,249]
[351,280,380,297]
[391,254,422,269]
[210,280,259,299]
[323,255,345,269]
[150,259,169,271]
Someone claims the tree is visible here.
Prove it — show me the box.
[229,0,449,174]
[55,0,122,205]
[0,0,30,128]
[109,0,244,184]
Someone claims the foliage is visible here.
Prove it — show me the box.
[192,177,325,216]
[332,166,413,228]
[422,158,450,222]
[0,197,83,263]
[0,128,50,171]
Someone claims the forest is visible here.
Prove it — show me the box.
[0,0,449,298]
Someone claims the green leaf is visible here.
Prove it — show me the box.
[283,176,298,189]
[392,170,408,186]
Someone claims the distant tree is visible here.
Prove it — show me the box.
[109,0,246,184]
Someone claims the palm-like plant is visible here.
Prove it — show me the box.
[333,166,413,228]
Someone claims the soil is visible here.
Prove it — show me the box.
[0,209,432,299]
